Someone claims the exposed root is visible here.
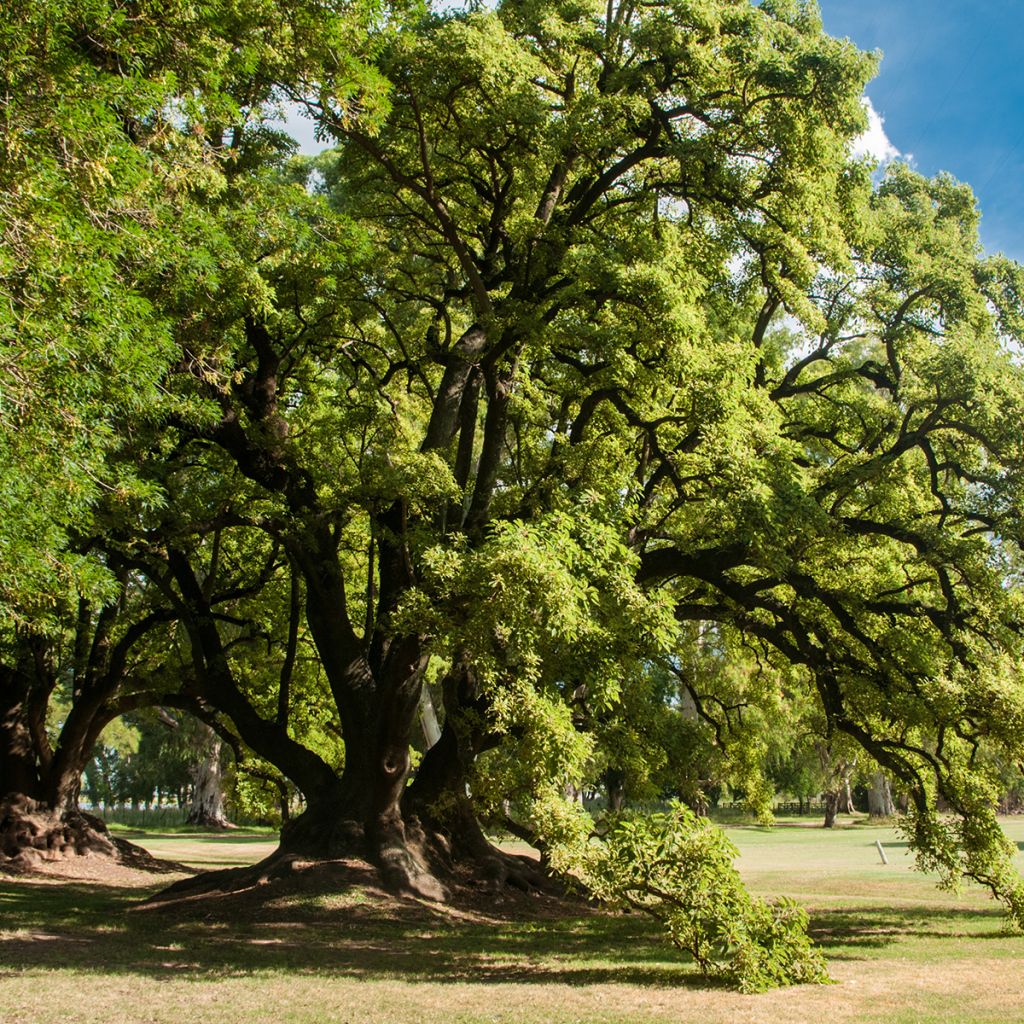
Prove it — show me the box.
[138,850,311,909]
[415,808,562,897]
[450,840,562,895]
[140,807,561,912]
[277,807,451,900]
[0,795,182,875]
[376,815,448,901]
[135,849,583,928]
[375,844,447,900]
[144,809,451,907]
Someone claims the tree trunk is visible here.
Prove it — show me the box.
[403,662,553,893]
[175,371,537,899]
[276,778,292,823]
[823,789,839,828]
[867,771,895,818]
[817,743,852,828]
[167,530,548,901]
[1,594,183,870]
[405,717,551,892]
[839,773,855,814]
[260,639,446,900]
[295,532,457,898]
[186,722,230,828]
[1,658,124,866]
[0,721,154,870]
[0,669,43,804]
[417,684,442,749]
[604,768,626,813]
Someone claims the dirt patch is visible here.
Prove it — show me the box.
[2,853,193,889]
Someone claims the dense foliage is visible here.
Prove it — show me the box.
[5,0,1024,990]
[570,804,830,991]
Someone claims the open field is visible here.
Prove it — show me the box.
[3,817,1024,1024]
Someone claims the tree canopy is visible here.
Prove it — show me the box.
[6,0,1024,987]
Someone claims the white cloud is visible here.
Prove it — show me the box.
[851,97,902,166]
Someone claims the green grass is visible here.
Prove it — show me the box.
[97,807,279,831]
[113,829,281,868]
[3,818,1024,1023]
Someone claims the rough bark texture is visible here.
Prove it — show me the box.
[867,772,896,818]
[402,668,557,895]
[1,666,134,868]
[0,795,166,872]
[186,723,230,828]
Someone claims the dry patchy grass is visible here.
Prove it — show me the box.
[2,821,1024,1023]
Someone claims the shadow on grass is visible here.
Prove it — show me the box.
[808,903,1010,960]
[1,875,1014,989]
[872,841,1024,852]
[0,880,716,989]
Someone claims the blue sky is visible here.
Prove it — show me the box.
[818,0,1024,262]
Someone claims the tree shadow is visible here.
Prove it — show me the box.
[0,880,712,989]
[875,841,1024,851]
[0,875,1013,989]
[808,903,1010,960]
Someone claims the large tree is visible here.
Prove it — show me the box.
[162,0,1024,917]
[0,0,384,861]
[7,0,1024,933]
[149,0,881,894]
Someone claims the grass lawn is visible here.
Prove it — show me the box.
[2,817,1024,1024]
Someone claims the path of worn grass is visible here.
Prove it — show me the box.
[2,819,1024,1023]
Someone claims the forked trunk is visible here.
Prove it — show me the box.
[266,673,447,899]
[290,546,448,897]
[1,670,110,865]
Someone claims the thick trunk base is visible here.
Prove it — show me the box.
[185,809,234,829]
[408,792,558,896]
[148,802,447,906]
[403,717,558,897]
[145,798,558,910]
[0,795,172,873]
[276,803,365,860]
[278,803,448,901]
